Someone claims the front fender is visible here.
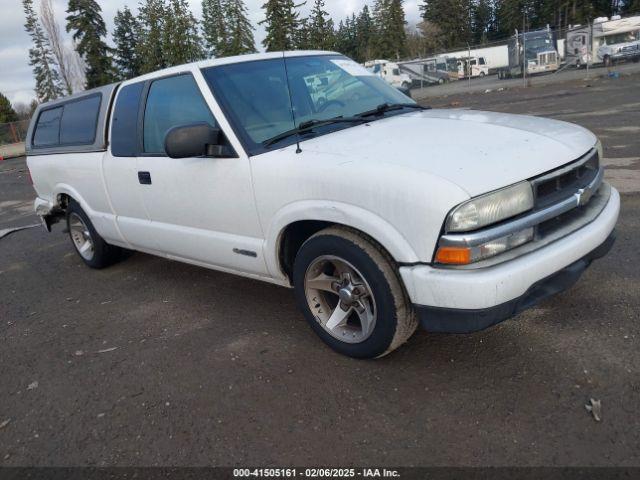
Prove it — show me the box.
[263,200,421,280]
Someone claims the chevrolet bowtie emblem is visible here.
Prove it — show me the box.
[575,186,593,206]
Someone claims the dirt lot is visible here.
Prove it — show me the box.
[0,72,639,467]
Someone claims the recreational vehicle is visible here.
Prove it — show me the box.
[566,15,640,67]
[364,60,412,88]
[457,56,490,79]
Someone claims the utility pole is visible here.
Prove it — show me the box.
[523,14,527,88]
[468,43,471,89]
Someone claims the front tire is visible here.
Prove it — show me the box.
[66,200,124,269]
[293,227,417,358]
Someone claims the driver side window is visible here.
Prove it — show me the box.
[143,74,216,155]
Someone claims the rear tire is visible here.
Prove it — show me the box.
[293,226,417,359]
[66,200,124,269]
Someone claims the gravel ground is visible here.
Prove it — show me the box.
[0,71,638,467]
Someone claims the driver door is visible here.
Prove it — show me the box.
[135,72,267,276]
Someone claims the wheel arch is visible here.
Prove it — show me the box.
[52,184,92,214]
[266,201,421,284]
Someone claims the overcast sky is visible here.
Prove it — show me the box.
[0,0,422,106]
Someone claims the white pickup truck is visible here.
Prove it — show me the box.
[26,51,619,358]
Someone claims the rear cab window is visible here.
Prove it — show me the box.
[111,82,144,157]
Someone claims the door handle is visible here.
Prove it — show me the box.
[138,171,152,185]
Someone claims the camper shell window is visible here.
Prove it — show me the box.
[26,83,117,156]
[32,93,102,149]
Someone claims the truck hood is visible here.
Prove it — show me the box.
[301,109,597,197]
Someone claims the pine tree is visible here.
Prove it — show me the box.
[421,0,473,50]
[294,17,311,49]
[624,0,640,13]
[202,0,226,56]
[372,0,408,59]
[113,6,141,79]
[371,0,386,57]
[259,0,300,51]
[138,0,167,73]
[356,5,374,62]
[495,0,534,37]
[22,0,63,102]
[66,0,113,89]
[387,0,408,59]
[473,0,494,44]
[308,0,334,50]
[162,0,205,66]
[225,0,258,55]
[0,93,19,124]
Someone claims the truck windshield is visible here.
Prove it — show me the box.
[201,55,414,155]
[523,35,555,60]
[604,31,640,45]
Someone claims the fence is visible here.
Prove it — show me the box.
[0,120,29,159]
[0,120,30,147]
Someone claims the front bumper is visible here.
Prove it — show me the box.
[399,185,620,333]
[413,232,615,333]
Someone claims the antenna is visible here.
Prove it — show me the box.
[282,52,302,154]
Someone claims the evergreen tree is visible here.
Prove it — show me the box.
[259,0,300,51]
[387,0,408,59]
[137,0,167,73]
[294,16,311,49]
[0,93,19,124]
[624,0,640,13]
[356,5,374,62]
[225,0,258,55]
[473,0,494,44]
[371,0,387,57]
[334,14,360,60]
[373,0,408,59]
[23,0,63,102]
[66,0,113,88]
[421,0,473,50]
[202,0,226,56]
[113,6,141,79]
[308,0,334,50]
[162,0,205,66]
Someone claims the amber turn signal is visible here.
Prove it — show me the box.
[435,246,472,265]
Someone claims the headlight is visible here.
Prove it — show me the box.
[445,181,534,233]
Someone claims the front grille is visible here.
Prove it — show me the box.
[539,52,557,65]
[531,149,599,210]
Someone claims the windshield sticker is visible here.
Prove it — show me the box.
[331,59,374,77]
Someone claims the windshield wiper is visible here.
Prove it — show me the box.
[356,103,428,118]
[262,117,365,147]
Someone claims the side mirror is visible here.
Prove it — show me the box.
[164,122,224,159]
